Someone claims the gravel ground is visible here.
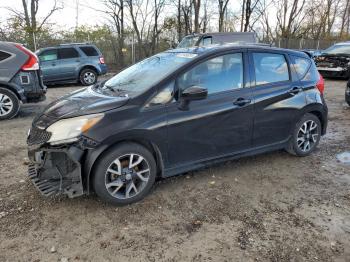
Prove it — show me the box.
[0,79,349,262]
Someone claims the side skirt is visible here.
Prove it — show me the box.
[162,139,290,178]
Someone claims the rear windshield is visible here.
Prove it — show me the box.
[79,46,99,56]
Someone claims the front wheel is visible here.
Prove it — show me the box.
[92,143,157,205]
[287,113,321,156]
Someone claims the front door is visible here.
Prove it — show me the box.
[38,49,59,82]
[166,51,254,168]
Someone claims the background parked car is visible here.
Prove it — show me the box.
[0,41,46,120]
[36,43,107,86]
[177,32,258,48]
[314,42,350,79]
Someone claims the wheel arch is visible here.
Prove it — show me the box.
[78,65,98,77]
[0,82,24,102]
[299,103,328,135]
[84,137,165,194]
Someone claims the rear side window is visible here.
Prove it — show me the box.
[253,52,289,85]
[39,49,58,61]
[59,48,79,59]
[291,56,311,79]
[79,46,99,56]
[0,51,11,61]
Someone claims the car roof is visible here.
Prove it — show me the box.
[184,32,256,37]
[333,41,350,46]
[167,43,310,58]
[37,43,97,51]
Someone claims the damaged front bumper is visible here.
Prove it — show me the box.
[28,145,85,198]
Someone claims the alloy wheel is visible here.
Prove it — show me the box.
[0,93,13,117]
[297,120,319,152]
[105,153,151,199]
[83,72,96,84]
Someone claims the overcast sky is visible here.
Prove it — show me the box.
[0,0,107,30]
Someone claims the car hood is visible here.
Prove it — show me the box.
[33,86,129,128]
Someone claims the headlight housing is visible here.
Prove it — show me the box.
[47,114,104,145]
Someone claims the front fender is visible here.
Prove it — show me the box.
[83,129,167,194]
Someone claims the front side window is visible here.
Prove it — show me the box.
[39,49,58,61]
[146,81,174,107]
[177,53,243,94]
[177,36,200,48]
[253,52,289,85]
[59,48,79,59]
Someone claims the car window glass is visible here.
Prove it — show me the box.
[59,48,79,59]
[199,37,212,46]
[0,51,11,61]
[253,52,289,85]
[177,53,243,94]
[292,56,311,79]
[39,49,58,61]
[79,46,99,56]
[146,81,174,107]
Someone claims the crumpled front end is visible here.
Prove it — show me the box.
[28,145,84,198]
[27,126,97,198]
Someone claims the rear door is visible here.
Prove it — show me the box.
[248,50,306,147]
[166,51,254,168]
[38,49,60,82]
[57,47,81,80]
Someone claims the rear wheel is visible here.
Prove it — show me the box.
[80,68,97,86]
[92,143,157,205]
[287,113,321,156]
[0,88,20,120]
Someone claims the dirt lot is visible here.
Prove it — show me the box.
[0,79,349,262]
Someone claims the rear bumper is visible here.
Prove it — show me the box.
[98,64,108,75]
[10,70,47,103]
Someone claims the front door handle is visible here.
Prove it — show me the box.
[233,97,251,106]
[289,86,302,95]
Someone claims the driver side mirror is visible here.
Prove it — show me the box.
[178,86,208,110]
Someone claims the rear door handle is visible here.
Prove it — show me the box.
[289,87,302,95]
[233,97,251,106]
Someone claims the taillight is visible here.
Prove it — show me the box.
[99,57,105,64]
[15,44,39,71]
[316,73,325,95]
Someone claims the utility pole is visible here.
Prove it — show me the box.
[75,0,79,31]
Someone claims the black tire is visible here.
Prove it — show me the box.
[0,87,20,120]
[286,113,321,156]
[79,68,98,86]
[92,142,157,205]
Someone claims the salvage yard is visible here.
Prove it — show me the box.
[0,79,350,261]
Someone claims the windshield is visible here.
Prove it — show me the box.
[322,44,350,55]
[103,52,198,94]
[177,36,200,48]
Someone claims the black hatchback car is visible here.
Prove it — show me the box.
[27,45,328,205]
